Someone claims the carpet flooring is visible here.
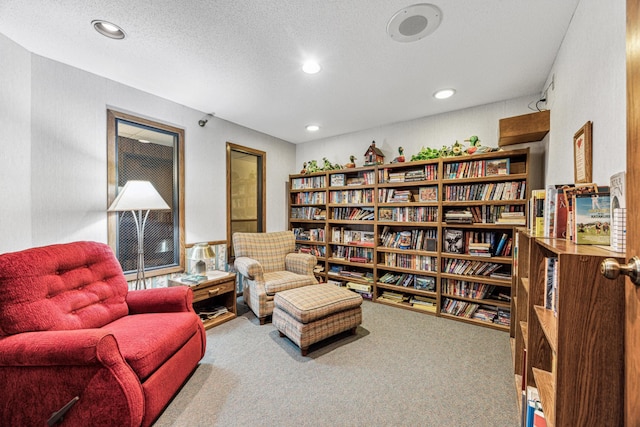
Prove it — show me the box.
[154,298,520,426]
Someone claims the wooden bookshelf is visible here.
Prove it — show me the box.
[511,236,626,426]
[288,148,532,330]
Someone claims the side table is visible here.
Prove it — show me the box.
[169,272,237,329]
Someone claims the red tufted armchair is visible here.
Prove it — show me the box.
[0,241,206,426]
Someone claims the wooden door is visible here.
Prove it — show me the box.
[626,1,640,425]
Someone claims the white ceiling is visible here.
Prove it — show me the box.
[0,0,579,144]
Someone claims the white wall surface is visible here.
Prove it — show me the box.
[543,0,626,185]
[1,34,295,253]
[0,34,31,252]
[296,94,546,179]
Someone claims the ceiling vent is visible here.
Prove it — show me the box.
[387,3,442,43]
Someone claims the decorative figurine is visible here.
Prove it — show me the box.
[300,161,307,174]
[392,146,405,163]
[345,155,356,168]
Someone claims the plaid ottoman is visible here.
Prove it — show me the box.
[273,283,363,356]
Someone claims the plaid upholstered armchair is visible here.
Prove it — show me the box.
[233,231,318,324]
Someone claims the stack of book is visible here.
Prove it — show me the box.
[495,211,526,225]
[409,295,437,312]
[444,210,473,224]
[468,242,492,257]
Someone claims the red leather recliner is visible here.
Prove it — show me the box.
[0,241,206,426]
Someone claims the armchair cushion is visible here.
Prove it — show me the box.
[105,312,201,381]
[264,271,318,295]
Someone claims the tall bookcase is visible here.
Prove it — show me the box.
[287,148,531,331]
[512,230,625,426]
[288,171,328,282]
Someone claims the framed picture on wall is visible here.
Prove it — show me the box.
[573,121,593,184]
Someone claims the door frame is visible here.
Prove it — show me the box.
[226,142,267,260]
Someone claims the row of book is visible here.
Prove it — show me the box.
[330,171,375,187]
[441,298,510,326]
[331,207,375,220]
[328,265,374,282]
[295,244,326,257]
[379,226,437,251]
[379,188,412,202]
[380,253,437,271]
[378,164,437,183]
[291,175,325,189]
[531,173,626,250]
[441,279,495,299]
[292,227,325,242]
[328,188,374,204]
[330,227,375,246]
[290,206,325,220]
[443,158,510,179]
[441,258,506,277]
[378,206,438,222]
[444,180,526,202]
[377,272,436,291]
[331,246,373,263]
[292,191,326,204]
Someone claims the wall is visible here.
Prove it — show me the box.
[0,35,31,251]
[543,0,626,186]
[0,33,296,254]
[296,94,546,181]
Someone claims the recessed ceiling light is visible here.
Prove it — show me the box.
[387,3,442,43]
[302,61,321,74]
[306,125,320,132]
[92,20,126,40]
[434,88,456,99]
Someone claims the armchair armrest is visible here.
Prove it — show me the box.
[127,286,193,314]
[234,256,264,281]
[285,252,317,276]
[0,329,122,367]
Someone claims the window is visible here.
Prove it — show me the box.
[107,110,185,279]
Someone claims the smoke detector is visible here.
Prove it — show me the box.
[387,3,442,43]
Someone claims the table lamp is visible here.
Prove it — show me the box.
[108,180,170,289]
[189,243,215,275]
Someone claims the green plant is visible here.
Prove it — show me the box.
[410,146,442,161]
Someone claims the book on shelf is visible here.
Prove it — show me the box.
[419,186,438,202]
[443,229,464,254]
[573,192,611,245]
[529,189,546,237]
[610,171,626,251]
[330,173,345,186]
[485,158,510,176]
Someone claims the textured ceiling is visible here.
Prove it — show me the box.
[0,0,579,143]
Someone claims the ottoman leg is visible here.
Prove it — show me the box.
[279,331,285,337]
[350,327,357,335]
[301,347,309,356]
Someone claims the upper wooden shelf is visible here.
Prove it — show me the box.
[498,110,550,146]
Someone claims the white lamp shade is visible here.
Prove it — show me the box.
[108,180,170,212]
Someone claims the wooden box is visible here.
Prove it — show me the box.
[498,110,550,146]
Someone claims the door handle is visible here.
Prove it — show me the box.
[600,256,640,285]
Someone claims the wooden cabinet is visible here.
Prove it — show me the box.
[287,148,531,331]
[169,272,237,329]
[512,234,625,426]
